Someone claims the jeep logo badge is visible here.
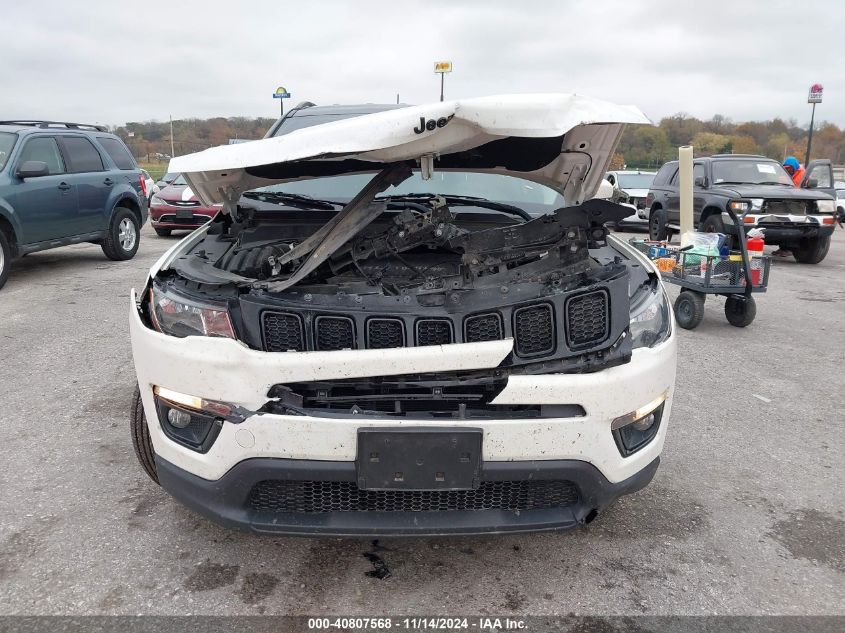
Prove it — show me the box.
[413,115,453,134]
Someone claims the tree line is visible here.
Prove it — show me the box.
[613,113,845,170]
[112,117,276,162]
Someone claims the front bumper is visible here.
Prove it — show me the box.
[155,454,660,536]
[149,206,217,229]
[741,215,835,245]
[130,287,677,533]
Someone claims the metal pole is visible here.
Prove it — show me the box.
[440,73,444,102]
[280,98,284,118]
[169,115,175,158]
[805,102,816,164]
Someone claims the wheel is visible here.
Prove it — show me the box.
[673,290,706,329]
[101,207,140,261]
[792,235,831,264]
[130,385,159,484]
[0,229,11,291]
[724,295,756,327]
[153,227,172,237]
[700,213,733,249]
[649,208,670,241]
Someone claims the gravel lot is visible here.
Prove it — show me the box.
[1,225,843,616]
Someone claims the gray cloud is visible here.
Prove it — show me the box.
[0,0,840,128]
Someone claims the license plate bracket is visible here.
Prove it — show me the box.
[175,208,194,219]
[356,427,482,491]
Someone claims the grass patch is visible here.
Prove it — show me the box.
[139,162,168,181]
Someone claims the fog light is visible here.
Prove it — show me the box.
[167,408,192,429]
[632,412,655,432]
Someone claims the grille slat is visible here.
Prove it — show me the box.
[262,312,304,352]
[367,318,405,349]
[249,479,579,513]
[566,291,609,348]
[316,316,355,351]
[513,303,555,356]
[465,313,503,343]
[416,319,453,346]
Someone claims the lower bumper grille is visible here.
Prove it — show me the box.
[248,479,579,513]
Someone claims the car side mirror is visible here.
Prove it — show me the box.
[694,176,706,187]
[17,160,50,179]
[806,178,818,189]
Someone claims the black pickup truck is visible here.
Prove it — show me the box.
[646,154,837,264]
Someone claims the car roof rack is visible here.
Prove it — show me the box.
[0,120,109,132]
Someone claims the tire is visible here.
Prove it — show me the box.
[130,385,159,484]
[101,207,140,261]
[724,295,756,327]
[649,208,670,241]
[792,235,831,264]
[674,290,706,330]
[700,213,733,249]
[153,227,172,237]
[0,229,11,291]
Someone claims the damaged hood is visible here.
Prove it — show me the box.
[169,93,650,208]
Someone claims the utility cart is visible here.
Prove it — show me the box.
[630,210,770,330]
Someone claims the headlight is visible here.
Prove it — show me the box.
[629,285,671,349]
[728,200,750,212]
[149,285,235,339]
[816,199,834,214]
[150,195,169,206]
[749,198,764,211]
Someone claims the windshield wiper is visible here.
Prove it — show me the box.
[242,191,343,210]
[377,193,533,221]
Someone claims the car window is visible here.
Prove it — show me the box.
[837,190,845,200]
[0,132,16,172]
[60,136,105,173]
[172,174,187,185]
[97,137,136,170]
[652,163,676,186]
[18,136,65,175]
[616,173,655,189]
[693,164,705,182]
[669,169,680,186]
[805,164,832,188]
[711,159,792,185]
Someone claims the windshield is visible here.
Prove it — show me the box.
[162,172,179,182]
[251,172,565,217]
[0,132,16,172]
[172,174,187,186]
[712,160,793,186]
[836,189,845,199]
[616,173,655,189]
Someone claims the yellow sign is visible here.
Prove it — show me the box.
[434,61,453,73]
[275,86,289,95]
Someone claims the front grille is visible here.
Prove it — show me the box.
[763,200,808,215]
[367,318,405,349]
[316,316,355,351]
[416,319,453,346]
[566,290,609,348]
[465,313,503,342]
[513,303,555,356]
[262,312,304,352]
[248,479,579,513]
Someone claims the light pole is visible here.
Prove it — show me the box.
[434,61,452,102]
[273,86,291,118]
[169,114,175,158]
[806,83,823,164]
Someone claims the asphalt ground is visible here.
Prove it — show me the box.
[0,224,843,616]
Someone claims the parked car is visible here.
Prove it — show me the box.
[140,169,159,203]
[148,173,221,236]
[605,170,656,230]
[0,120,148,290]
[128,95,677,536]
[646,155,837,263]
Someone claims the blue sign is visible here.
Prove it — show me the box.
[273,87,291,99]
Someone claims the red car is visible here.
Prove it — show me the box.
[149,174,220,236]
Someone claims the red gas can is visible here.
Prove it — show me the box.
[747,236,765,285]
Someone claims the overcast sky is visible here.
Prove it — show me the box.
[1,0,841,128]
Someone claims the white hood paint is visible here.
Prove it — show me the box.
[169,94,650,209]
